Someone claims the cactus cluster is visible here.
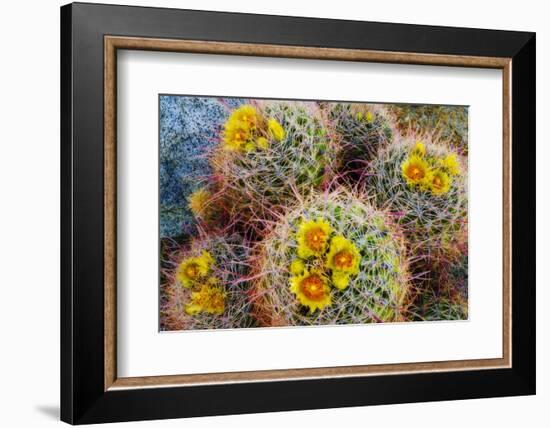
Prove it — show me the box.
[159,96,469,331]
[252,190,411,326]
[160,234,255,331]
[210,102,340,232]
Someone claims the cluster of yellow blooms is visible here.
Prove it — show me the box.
[289,219,361,313]
[400,142,460,195]
[222,104,285,152]
[176,251,225,316]
[355,110,374,123]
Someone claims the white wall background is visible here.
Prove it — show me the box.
[0,0,545,426]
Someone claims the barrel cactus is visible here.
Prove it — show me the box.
[210,102,340,232]
[160,234,255,330]
[327,102,393,182]
[368,137,468,262]
[251,190,411,326]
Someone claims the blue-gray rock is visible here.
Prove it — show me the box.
[159,95,244,238]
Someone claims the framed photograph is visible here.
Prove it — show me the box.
[60,2,535,424]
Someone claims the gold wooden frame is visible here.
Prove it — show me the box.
[104,36,512,391]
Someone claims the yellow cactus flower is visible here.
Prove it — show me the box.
[332,271,351,290]
[187,188,211,218]
[244,141,256,152]
[365,111,374,123]
[290,259,306,275]
[289,269,331,313]
[412,141,426,156]
[268,118,285,141]
[296,218,332,258]
[184,301,202,315]
[401,154,431,186]
[231,104,259,127]
[185,283,226,316]
[326,235,361,273]
[440,153,460,176]
[257,136,269,150]
[429,169,452,195]
[326,236,361,290]
[355,112,364,121]
[222,122,251,151]
[176,251,214,288]
[222,105,259,151]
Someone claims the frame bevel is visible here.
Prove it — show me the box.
[62,2,535,424]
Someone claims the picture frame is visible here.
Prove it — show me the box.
[60,2,535,424]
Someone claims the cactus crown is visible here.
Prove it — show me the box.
[253,190,411,326]
[368,137,468,248]
[210,102,340,227]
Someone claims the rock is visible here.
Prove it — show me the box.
[159,96,243,238]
